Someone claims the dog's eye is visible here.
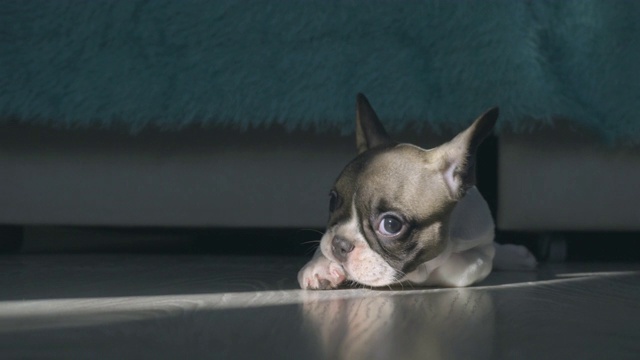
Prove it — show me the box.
[329,190,340,212]
[377,214,404,236]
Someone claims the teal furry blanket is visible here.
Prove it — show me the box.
[1,1,639,143]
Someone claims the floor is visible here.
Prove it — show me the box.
[1,255,639,359]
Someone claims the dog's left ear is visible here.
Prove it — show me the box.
[434,107,499,200]
[355,93,392,154]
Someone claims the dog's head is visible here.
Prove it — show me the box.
[318,94,498,287]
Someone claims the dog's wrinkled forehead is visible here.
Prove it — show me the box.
[331,144,452,223]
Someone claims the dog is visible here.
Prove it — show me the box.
[298,94,537,290]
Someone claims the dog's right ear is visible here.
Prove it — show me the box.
[355,93,392,154]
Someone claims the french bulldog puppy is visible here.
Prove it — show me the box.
[298,94,536,290]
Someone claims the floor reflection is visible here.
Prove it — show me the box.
[301,288,495,360]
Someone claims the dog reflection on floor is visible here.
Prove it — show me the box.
[301,289,495,359]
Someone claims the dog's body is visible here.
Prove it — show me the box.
[298,94,536,290]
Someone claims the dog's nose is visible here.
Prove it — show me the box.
[331,236,354,262]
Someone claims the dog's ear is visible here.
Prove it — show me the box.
[433,107,499,200]
[355,93,392,154]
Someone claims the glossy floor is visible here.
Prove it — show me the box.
[1,255,639,359]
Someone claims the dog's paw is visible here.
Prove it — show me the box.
[493,244,538,271]
[298,257,346,290]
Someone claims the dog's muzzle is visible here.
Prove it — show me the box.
[331,236,354,262]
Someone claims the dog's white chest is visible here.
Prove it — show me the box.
[400,187,495,286]
[449,187,495,251]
